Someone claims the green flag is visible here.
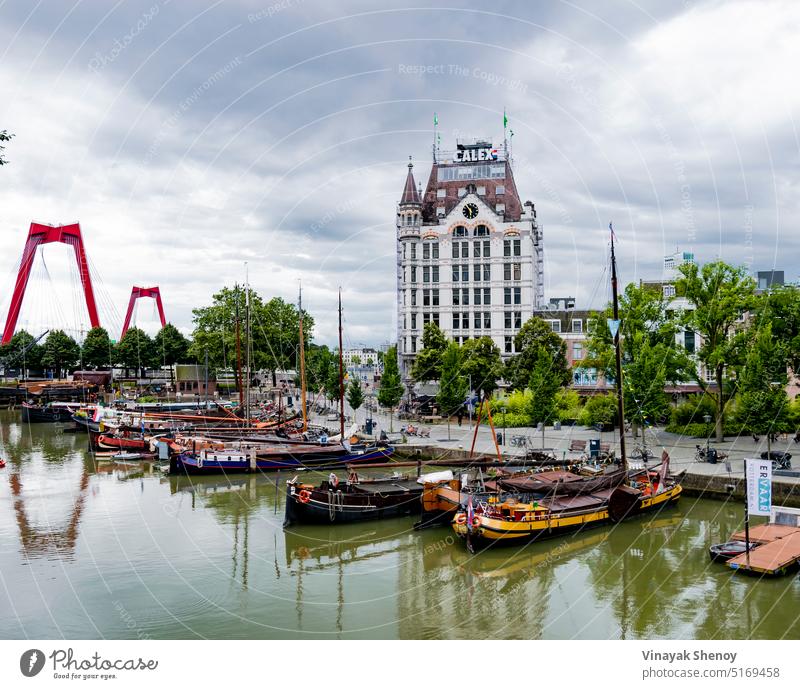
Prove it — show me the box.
[434,112,438,126]
[503,109,508,129]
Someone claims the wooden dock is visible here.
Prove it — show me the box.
[728,524,800,575]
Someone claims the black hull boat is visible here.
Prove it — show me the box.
[709,540,754,563]
[284,474,425,526]
[21,402,78,423]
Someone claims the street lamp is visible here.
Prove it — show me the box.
[703,413,712,449]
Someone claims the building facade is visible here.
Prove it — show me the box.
[396,140,544,375]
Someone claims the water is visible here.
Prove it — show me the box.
[1,411,799,640]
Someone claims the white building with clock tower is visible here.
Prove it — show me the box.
[396,139,544,377]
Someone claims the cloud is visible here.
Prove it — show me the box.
[0,0,796,348]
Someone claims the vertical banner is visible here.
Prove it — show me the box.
[745,457,772,516]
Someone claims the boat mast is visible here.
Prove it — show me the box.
[610,224,627,471]
[245,262,251,426]
[298,281,307,433]
[338,288,344,439]
[235,284,243,412]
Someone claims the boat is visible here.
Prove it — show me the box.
[708,540,754,563]
[169,443,394,473]
[96,434,148,451]
[283,470,453,526]
[21,401,81,423]
[0,458,6,469]
[450,226,684,552]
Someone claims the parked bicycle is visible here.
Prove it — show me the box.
[761,450,792,471]
[695,444,728,464]
[629,445,655,462]
[510,435,529,448]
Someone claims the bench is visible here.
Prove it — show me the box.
[569,440,587,453]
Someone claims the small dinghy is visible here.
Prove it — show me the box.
[709,540,753,563]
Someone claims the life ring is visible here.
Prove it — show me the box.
[471,515,481,528]
[455,513,467,525]
[298,489,311,504]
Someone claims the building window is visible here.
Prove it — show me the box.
[504,335,513,353]
[663,284,676,298]
[476,186,486,195]
[423,243,430,260]
[513,287,521,304]
[457,187,467,197]
[496,204,505,214]
[483,287,491,305]
[473,264,481,282]
[452,242,459,259]
[453,226,468,237]
[432,266,439,283]
[436,188,446,198]
[549,319,561,333]
[514,311,522,329]
[504,287,511,305]
[453,313,461,329]
[423,266,430,283]
[483,264,491,281]
[453,289,460,306]
[432,242,439,259]
[503,238,521,257]
[504,263,511,280]
[423,289,430,307]
[410,243,416,259]
[432,289,439,306]
[437,207,445,217]
[474,287,482,306]
[571,319,582,333]
[433,312,440,326]
[572,342,583,361]
[474,225,489,237]
[411,313,417,329]
[411,336,417,353]
[505,311,512,329]
[496,185,505,195]
[411,289,417,307]
[461,288,469,305]
[513,239,521,256]
[411,266,417,282]
[483,312,491,329]
[684,330,695,354]
[461,264,469,282]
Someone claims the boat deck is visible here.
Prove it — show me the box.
[352,480,421,495]
[728,525,800,575]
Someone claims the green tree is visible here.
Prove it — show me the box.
[0,130,13,166]
[346,377,364,421]
[460,336,503,401]
[756,284,800,374]
[378,345,404,431]
[736,324,790,453]
[579,393,618,427]
[0,329,44,374]
[677,260,757,440]
[325,355,342,404]
[411,322,448,382]
[81,327,112,369]
[306,344,336,394]
[115,327,156,376]
[41,330,81,378]
[622,336,671,430]
[437,342,468,439]
[526,345,562,425]
[154,323,191,384]
[505,316,571,391]
[191,287,313,386]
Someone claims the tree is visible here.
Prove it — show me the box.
[585,282,691,434]
[505,316,571,391]
[737,324,790,453]
[460,336,503,401]
[154,324,191,385]
[114,327,156,377]
[526,345,562,425]
[378,345,404,431]
[324,356,342,404]
[346,377,364,421]
[190,286,313,386]
[306,344,336,394]
[756,284,800,374]
[411,322,448,382]
[677,260,757,440]
[81,327,112,369]
[0,130,13,166]
[0,329,44,375]
[437,342,468,439]
[41,330,80,378]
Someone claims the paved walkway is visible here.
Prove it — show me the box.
[313,409,800,485]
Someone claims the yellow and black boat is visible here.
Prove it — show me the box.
[452,462,682,552]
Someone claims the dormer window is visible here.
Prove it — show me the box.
[474,225,489,237]
[496,185,505,195]
[476,186,486,195]
[453,226,468,237]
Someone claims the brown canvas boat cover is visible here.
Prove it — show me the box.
[496,469,625,496]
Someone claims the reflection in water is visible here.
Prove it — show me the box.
[1,409,800,640]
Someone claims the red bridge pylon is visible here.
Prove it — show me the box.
[2,222,100,345]
[121,286,166,340]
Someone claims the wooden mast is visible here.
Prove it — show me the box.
[235,284,243,412]
[245,262,251,426]
[338,288,345,439]
[298,281,307,433]
[610,224,627,471]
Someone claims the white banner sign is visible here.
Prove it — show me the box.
[745,457,772,516]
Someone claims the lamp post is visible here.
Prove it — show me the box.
[703,413,712,453]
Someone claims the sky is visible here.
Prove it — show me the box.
[0,0,797,349]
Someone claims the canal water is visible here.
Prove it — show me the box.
[1,411,799,640]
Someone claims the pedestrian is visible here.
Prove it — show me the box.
[457,407,464,427]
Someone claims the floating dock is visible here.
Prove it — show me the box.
[728,524,800,575]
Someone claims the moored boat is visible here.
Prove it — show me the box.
[21,401,81,423]
[709,540,753,563]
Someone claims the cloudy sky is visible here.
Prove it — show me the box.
[0,0,797,349]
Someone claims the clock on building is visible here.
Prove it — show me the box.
[462,202,479,219]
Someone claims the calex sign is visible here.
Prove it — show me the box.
[745,457,772,516]
[454,146,498,162]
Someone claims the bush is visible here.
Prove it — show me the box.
[665,421,744,437]
[670,396,716,426]
[555,389,583,423]
[578,393,618,427]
